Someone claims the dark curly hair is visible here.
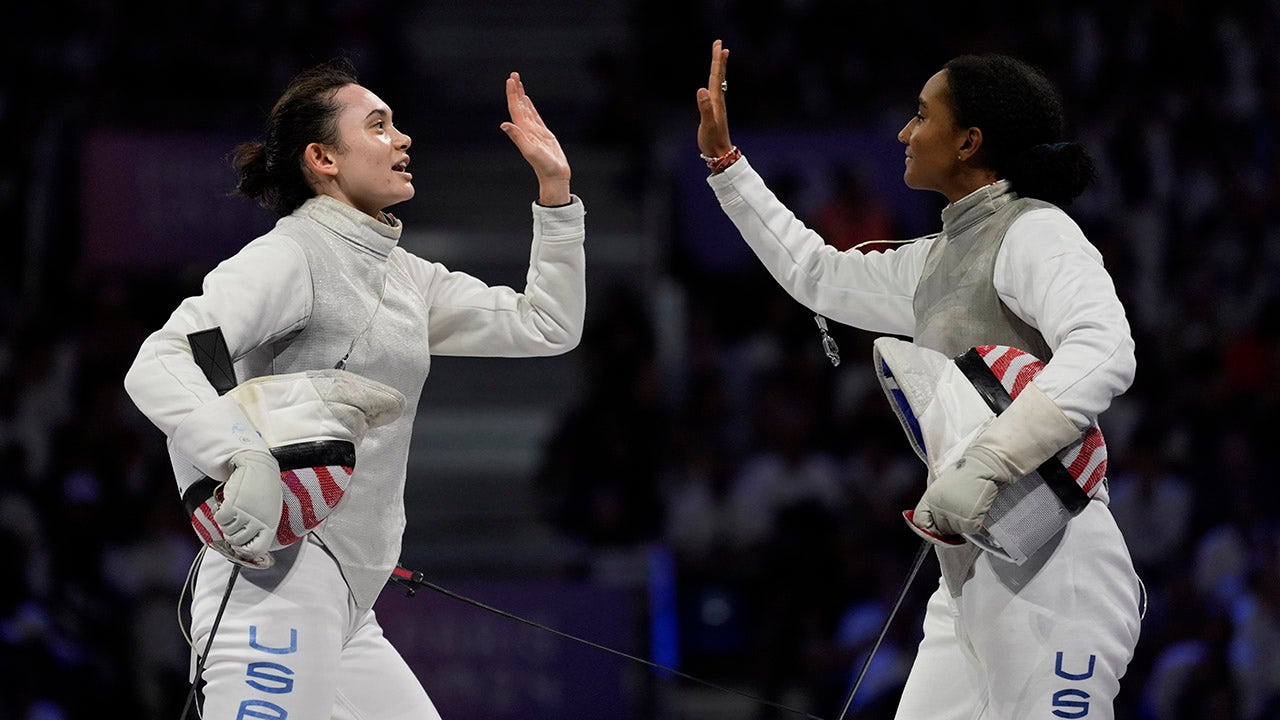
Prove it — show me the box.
[943,54,1096,206]
[231,58,359,216]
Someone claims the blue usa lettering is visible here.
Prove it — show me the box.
[249,626,298,654]
[246,662,295,693]
[237,699,288,719]
[1051,652,1096,718]
[1052,689,1091,718]
[237,625,299,719]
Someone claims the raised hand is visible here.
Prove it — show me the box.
[500,72,572,206]
[696,39,733,159]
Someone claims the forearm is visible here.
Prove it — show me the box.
[427,197,586,355]
[708,156,923,335]
[537,177,572,207]
[513,202,587,352]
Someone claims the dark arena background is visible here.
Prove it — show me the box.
[3,2,1278,718]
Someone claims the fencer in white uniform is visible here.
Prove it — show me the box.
[124,61,585,718]
[696,44,1143,719]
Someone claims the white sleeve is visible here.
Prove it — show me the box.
[402,196,586,357]
[707,156,929,336]
[994,208,1136,428]
[123,234,313,480]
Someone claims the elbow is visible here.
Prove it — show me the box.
[122,357,147,407]
[121,356,163,430]
[123,340,168,418]
[1117,334,1137,392]
[563,331,583,354]
[527,296,583,355]
[1089,330,1137,399]
[546,324,583,355]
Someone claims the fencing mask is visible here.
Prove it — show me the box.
[873,337,1106,564]
[175,369,406,567]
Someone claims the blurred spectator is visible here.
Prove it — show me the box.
[814,165,899,252]
[1108,422,1195,586]
[100,479,199,720]
[1230,557,1280,720]
[535,283,670,546]
[723,373,844,552]
[1140,594,1238,720]
[1192,441,1269,615]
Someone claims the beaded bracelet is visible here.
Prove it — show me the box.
[700,146,742,173]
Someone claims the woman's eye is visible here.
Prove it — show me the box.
[914,112,925,123]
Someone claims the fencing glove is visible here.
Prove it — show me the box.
[911,380,1080,537]
[214,449,284,562]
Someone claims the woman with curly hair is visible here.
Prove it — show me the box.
[696,42,1142,719]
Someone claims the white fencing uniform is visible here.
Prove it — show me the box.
[189,536,442,719]
[874,338,1139,719]
[124,194,586,717]
[707,157,1142,719]
[897,503,1141,719]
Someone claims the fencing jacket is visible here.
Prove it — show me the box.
[125,193,586,609]
[708,156,1134,593]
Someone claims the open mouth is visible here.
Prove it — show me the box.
[393,157,410,173]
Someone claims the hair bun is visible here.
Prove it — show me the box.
[1007,142,1097,206]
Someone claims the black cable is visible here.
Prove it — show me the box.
[180,564,240,720]
[390,569,827,720]
[180,325,243,720]
[835,539,930,720]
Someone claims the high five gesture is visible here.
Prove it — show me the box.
[501,71,572,206]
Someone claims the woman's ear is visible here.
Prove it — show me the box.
[957,127,984,163]
[303,142,339,179]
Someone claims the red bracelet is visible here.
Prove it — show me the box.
[700,146,741,173]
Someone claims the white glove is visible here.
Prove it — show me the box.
[913,446,1003,537]
[213,449,283,564]
[911,381,1081,540]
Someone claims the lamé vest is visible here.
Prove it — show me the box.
[912,180,1055,596]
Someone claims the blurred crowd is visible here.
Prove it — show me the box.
[3,1,1280,719]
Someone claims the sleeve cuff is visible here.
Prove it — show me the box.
[976,382,1083,480]
[531,194,586,240]
[170,392,271,482]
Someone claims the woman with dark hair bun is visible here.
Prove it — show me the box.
[125,57,586,718]
[696,42,1141,718]
[942,53,1097,207]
